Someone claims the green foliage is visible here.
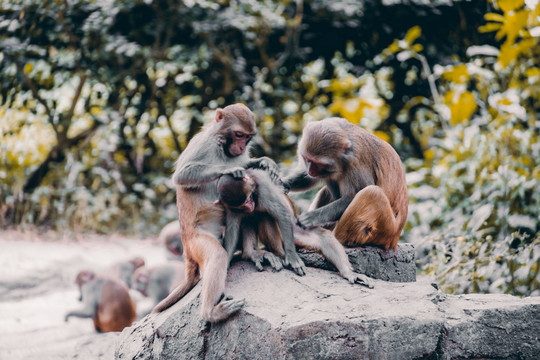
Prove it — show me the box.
[403,0,540,296]
[0,0,538,296]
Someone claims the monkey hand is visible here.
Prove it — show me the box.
[223,167,246,180]
[259,157,281,182]
[283,252,306,276]
[296,211,320,229]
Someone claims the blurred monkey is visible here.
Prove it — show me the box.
[65,270,136,332]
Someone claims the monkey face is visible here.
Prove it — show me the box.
[226,130,254,157]
[303,154,334,178]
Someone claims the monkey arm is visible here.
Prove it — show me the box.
[245,157,280,182]
[173,162,245,186]
[223,210,242,265]
[281,169,319,192]
[297,196,352,228]
[255,174,306,276]
[65,305,95,321]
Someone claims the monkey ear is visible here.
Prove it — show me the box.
[214,199,222,204]
[215,109,224,123]
[343,138,352,153]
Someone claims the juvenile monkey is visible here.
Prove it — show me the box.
[216,170,306,276]
[65,270,136,332]
[216,170,373,288]
[132,262,185,308]
[282,117,408,250]
[152,103,291,322]
[107,256,145,288]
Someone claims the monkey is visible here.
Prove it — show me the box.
[158,221,183,260]
[216,170,306,276]
[282,117,408,250]
[152,103,294,322]
[215,169,374,288]
[132,262,185,316]
[65,270,136,332]
[132,262,186,305]
[106,256,145,288]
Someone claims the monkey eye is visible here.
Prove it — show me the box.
[235,132,245,138]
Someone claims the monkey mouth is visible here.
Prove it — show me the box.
[244,194,255,213]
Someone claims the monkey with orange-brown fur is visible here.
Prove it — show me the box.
[152,104,304,322]
[282,117,408,250]
[65,270,136,333]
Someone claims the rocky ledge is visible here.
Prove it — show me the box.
[113,248,539,360]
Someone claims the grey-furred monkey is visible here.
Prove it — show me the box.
[152,103,290,323]
[282,117,408,250]
[106,256,145,288]
[132,262,185,316]
[65,270,136,332]
[216,169,374,288]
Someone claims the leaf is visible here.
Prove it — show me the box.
[24,62,33,74]
[508,215,537,231]
[468,203,494,232]
[404,26,422,45]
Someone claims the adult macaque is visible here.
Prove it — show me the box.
[152,103,280,322]
[282,117,408,250]
[65,270,136,332]
[132,262,185,308]
[158,221,183,259]
[216,170,373,288]
[107,256,145,288]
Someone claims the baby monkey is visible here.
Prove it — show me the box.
[216,169,374,288]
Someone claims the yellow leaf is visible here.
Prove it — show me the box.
[412,44,424,53]
[484,12,505,23]
[498,0,524,13]
[404,26,422,45]
[388,40,400,54]
[90,106,102,115]
[441,64,470,84]
[444,90,477,125]
[373,131,390,143]
[24,63,33,74]
[479,23,502,33]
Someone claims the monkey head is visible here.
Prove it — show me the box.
[215,103,256,157]
[217,174,256,213]
[129,257,145,270]
[75,270,96,301]
[132,268,150,296]
[298,119,352,178]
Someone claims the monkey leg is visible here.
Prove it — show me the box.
[152,256,200,313]
[333,185,398,250]
[242,222,283,272]
[308,186,332,211]
[294,226,374,288]
[195,234,245,323]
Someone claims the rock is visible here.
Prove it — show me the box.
[115,262,540,360]
[299,243,416,282]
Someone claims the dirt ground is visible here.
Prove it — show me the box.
[0,229,169,360]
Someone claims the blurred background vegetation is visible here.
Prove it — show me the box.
[0,0,538,296]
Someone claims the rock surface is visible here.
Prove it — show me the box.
[115,261,540,360]
[299,243,416,282]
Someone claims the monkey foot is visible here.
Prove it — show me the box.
[243,250,284,272]
[343,271,374,289]
[284,254,306,276]
[208,298,246,323]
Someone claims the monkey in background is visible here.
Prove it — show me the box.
[158,221,183,260]
[132,262,185,316]
[106,256,145,288]
[282,117,408,250]
[216,170,373,288]
[153,103,287,322]
[65,270,136,332]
